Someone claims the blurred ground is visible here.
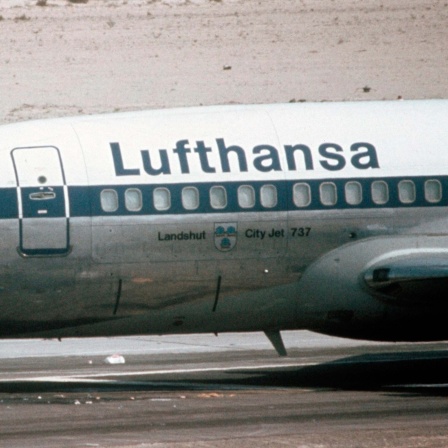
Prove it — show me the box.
[1,334,448,448]
[0,0,447,123]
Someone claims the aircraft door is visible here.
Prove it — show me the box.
[12,146,70,256]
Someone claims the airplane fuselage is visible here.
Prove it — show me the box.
[0,100,447,342]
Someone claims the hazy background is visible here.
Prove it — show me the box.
[1,0,447,123]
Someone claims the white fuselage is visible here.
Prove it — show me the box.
[0,100,447,341]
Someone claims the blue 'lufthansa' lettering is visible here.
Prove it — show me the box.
[111,142,140,176]
[111,139,380,177]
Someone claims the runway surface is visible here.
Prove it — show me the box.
[1,331,448,447]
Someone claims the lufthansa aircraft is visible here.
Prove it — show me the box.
[0,99,447,355]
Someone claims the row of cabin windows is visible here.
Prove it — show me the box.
[100,179,443,213]
[100,185,278,212]
[294,179,442,207]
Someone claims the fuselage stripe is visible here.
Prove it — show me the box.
[0,175,445,220]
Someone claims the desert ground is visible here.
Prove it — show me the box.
[0,0,447,124]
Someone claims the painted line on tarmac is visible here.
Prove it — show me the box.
[3,361,319,383]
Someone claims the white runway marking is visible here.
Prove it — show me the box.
[3,362,319,383]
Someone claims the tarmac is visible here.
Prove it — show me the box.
[1,331,448,447]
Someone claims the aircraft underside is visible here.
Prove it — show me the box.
[1,207,448,344]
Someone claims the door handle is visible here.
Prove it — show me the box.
[29,192,56,200]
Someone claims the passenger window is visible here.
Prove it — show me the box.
[371,181,389,205]
[153,187,171,211]
[293,183,311,207]
[210,186,227,209]
[319,182,337,206]
[238,185,255,208]
[398,180,416,204]
[345,181,362,205]
[425,179,442,203]
[125,188,142,211]
[101,189,118,212]
[260,184,277,208]
[182,187,199,210]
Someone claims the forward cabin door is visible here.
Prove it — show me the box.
[12,146,70,256]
